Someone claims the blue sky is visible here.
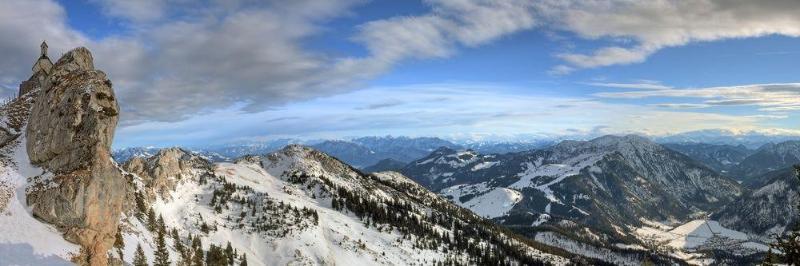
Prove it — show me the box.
[1,0,799,148]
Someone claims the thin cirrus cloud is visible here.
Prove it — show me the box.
[594,82,800,114]
[582,82,672,90]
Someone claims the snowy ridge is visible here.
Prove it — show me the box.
[112,145,569,265]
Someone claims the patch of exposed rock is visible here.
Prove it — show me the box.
[24,47,125,266]
[123,147,211,199]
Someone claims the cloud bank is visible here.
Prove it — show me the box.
[0,0,797,142]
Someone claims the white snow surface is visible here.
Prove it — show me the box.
[0,138,78,265]
[634,219,769,264]
[510,152,607,203]
[441,182,522,218]
[121,161,451,266]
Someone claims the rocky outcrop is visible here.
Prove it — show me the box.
[123,148,210,199]
[24,47,126,266]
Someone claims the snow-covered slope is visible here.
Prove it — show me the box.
[401,135,747,263]
[113,145,569,265]
[0,92,79,264]
[0,138,78,265]
[441,183,522,219]
[633,219,768,264]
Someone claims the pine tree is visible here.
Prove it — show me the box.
[762,248,777,266]
[191,237,204,266]
[133,243,148,266]
[191,247,204,266]
[114,228,125,260]
[147,208,157,231]
[157,214,166,235]
[153,228,171,266]
[172,228,186,263]
[240,253,248,266]
[224,242,235,265]
[200,221,210,234]
[206,244,228,266]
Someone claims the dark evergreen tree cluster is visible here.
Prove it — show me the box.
[204,174,319,237]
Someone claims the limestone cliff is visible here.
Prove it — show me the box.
[24,47,126,266]
[122,147,210,199]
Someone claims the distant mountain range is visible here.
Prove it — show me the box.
[663,143,754,174]
[654,129,800,148]
[397,135,782,261]
[662,140,800,187]
[115,136,554,168]
[106,133,800,263]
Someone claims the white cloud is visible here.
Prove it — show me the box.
[3,0,798,137]
[595,83,800,115]
[115,83,777,147]
[652,103,711,109]
[585,81,672,90]
[535,0,800,71]
[0,0,87,94]
[90,0,167,22]
[0,0,545,123]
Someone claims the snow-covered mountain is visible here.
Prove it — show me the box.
[654,129,800,149]
[5,133,586,265]
[0,46,572,265]
[460,141,553,155]
[6,44,788,265]
[111,145,576,265]
[714,166,800,238]
[663,143,753,174]
[400,135,756,261]
[114,146,232,164]
[200,139,307,161]
[731,141,800,186]
[309,137,461,168]
[118,136,462,169]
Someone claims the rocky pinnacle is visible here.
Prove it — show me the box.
[25,47,126,266]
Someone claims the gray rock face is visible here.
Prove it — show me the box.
[24,47,125,266]
[123,148,211,199]
[26,47,118,173]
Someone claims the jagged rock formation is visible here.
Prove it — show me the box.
[24,47,126,265]
[122,147,211,199]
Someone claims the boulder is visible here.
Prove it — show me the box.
[25,47,126,266]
